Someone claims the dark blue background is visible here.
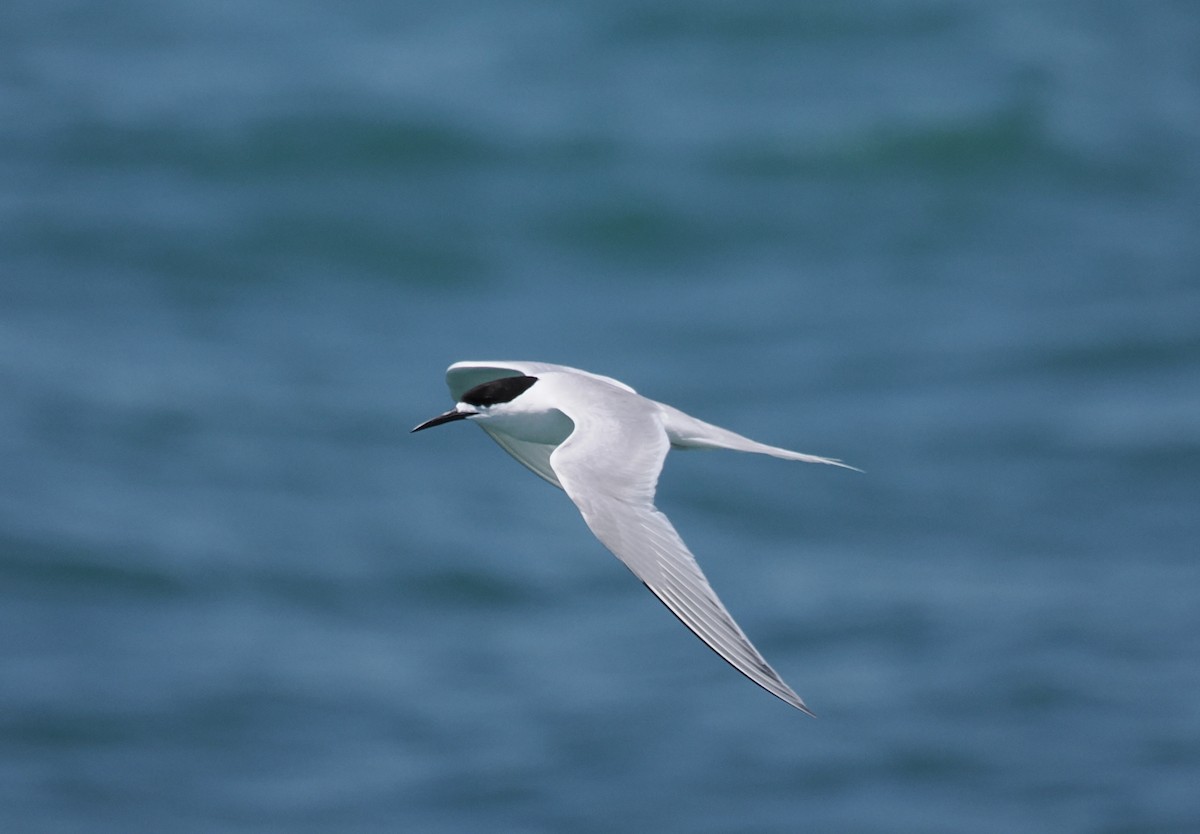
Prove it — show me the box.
[3,2,1198,831]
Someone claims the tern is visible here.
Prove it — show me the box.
[412,360,856,714]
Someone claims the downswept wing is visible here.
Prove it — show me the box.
[548,394,812,714]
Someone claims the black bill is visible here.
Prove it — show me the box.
[411,409,471,432]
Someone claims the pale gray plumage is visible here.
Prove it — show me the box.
[414,360,856,713]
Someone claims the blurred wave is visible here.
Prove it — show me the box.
[2,1,1199,832]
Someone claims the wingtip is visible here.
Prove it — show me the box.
[776,686,817,716]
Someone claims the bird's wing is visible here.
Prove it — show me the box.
[548,393,811,713]
[476,425,563,488]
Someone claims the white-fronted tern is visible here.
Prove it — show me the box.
[413,360,856,714]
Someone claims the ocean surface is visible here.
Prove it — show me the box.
[2,1,1198,832]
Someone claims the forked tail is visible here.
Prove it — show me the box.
[658,403,860,471]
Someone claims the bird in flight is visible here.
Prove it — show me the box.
[413,361,856,714]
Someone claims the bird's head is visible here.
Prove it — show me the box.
[411,375,539,432]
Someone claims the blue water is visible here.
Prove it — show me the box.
[3,1,1199,832]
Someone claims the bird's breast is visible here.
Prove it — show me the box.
[480,408,574,445]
